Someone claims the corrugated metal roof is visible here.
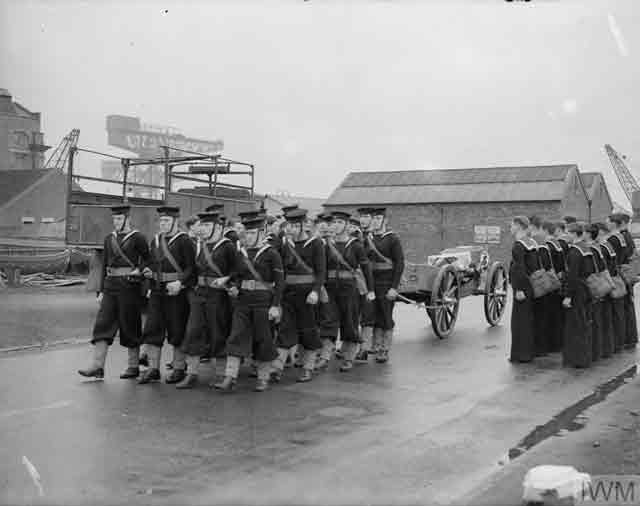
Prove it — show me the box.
[0,169,51,207]
[341,165,574,188]
[325,181,567,205]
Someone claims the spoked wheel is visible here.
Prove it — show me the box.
[429,264,461,338]
[484,261,507,326]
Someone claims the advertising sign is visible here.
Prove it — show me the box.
[106,115,223,156]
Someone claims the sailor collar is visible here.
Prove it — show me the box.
[112,229,138,244]
[546,238,563,252]
[570,241,593,256]
[516,237,538,251]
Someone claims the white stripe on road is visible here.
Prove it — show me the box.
[22,455,44,497]
[0,400,73,419]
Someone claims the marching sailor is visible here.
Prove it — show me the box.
[215,215,284,392]
[367,207,404,363]
[354,207,376,362]
[176,211,237,389]
[316,212,339,370]
[272,208,326,382]
[138,206,196,384]
[324,211,375,371]
[79,205,150,379]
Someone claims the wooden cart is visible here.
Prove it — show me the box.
[398,245,508,338]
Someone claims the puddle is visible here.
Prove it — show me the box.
[506,364,638,462]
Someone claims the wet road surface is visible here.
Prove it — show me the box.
[1,296,638,505]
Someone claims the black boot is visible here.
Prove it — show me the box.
[138,368,161,384]
[119,367,140,379]
[78,366,104,379]
[165,368,186,384]
[138,355,149,368]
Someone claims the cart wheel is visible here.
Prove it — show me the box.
[484,261,507,326]
[430,264,460,338]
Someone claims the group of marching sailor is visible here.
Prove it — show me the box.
[78,203,405,391]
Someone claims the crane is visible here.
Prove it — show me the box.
[44,128,80,172]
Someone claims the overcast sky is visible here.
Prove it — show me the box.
[2,0,639,204]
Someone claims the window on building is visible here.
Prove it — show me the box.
[22,217,35,224]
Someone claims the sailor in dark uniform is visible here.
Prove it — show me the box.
[367,207,404,363]
[79,205,150,379]
[272,208,326,382]
[215,215,284,392]
[619,213,638,349]
[324,211,375,371]
[176,211,237,389]
[587,225,607,362]
[529,215,550,356]
[138,206,197,384]
[592,223,616,359]
[607,213,638,349]
[316,212,340,370]
[562,222,596,368]
[509,216,536,363]
[354,207,376,362]
[542,221,566,353]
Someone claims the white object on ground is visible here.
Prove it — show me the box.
[522,465,591,504]
[22,455,44,497]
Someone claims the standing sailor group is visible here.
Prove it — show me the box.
[79,203,405,391]
[509,213,638,368]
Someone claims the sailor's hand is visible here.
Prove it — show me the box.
[166,280,182,296]
[146,289,151,299]
[306,290,319,305]
[268,306,281,323]
[385,288,398,301]
[515,290,526,301]
[97,292,103,304]
[142,267,153,279]
[228,286,239,298]
[562,297,572,308]
[366,291,376,302]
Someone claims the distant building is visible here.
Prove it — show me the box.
[0,168,75,246]
[324,165,609,264]
[261,194,326,217]
[0,89,49,171]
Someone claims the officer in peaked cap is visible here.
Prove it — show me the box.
[176,210,238,389]
[270,207,326,383]
[138,206,197,384]
[79,205,151,380]
[366,207,404,363]
[215,215,284,392]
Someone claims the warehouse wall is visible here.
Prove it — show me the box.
[325,201,586,266]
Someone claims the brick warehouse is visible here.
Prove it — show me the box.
[324,165,612,265]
